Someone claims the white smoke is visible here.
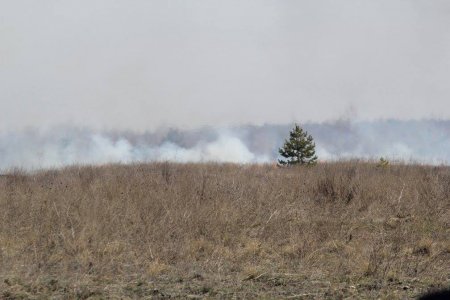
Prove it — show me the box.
[0,128,270,171]
[154,135,268,163]
[0,119,448,171]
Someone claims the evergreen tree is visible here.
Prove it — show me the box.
[278,124,318,166]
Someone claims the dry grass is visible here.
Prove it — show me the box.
[0,161,449,299]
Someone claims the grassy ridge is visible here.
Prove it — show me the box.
[0,162,449,299]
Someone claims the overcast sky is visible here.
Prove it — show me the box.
[1,0,450,131]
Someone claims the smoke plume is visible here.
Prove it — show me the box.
[0,119,449,171]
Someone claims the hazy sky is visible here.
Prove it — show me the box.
[1,0,450,131]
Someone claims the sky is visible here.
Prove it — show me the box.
[1,0,450,132]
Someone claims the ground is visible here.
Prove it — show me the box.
[1,162,449,299]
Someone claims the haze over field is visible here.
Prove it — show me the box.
[1,120,449,170]
[1,0,449,167]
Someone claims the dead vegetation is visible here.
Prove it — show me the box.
[0,161,449,299]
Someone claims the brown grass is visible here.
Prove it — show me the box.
[0,161,449,299]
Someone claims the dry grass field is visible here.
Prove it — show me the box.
[0,162,449,299]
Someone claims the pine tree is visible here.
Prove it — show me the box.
[278,124,318,166]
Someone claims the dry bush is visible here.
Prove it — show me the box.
[0,161,449,298]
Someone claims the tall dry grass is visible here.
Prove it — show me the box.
[0,161,449,298]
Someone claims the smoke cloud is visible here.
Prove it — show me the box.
[0,127,270,171]
[1,120,448,171]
